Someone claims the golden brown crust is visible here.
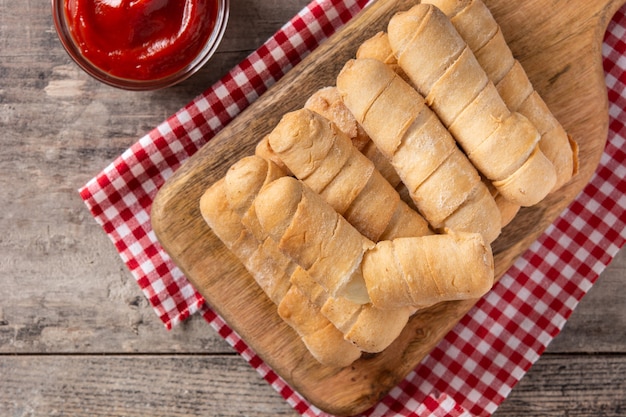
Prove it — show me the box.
[492,145,557,206]
[362,231,494,310]
[279,286,362,367]
[447,81,510,152]
[337,57,501,242]
[196,0,578,365]
[442,181,502,242]
[360,140,402,187]
[426,46,489,126]
[202,175,363,367]
[304,86,370,152]
[474,26,515,84]
[428,0,577,191]
[302,323,363,367]
[254,135,291,174]
[255,177,374,301]
[389,4,557,206]
[344,304,413,353]
[468,112,540,181]
[253,176,302,244]
[496,60,533,112]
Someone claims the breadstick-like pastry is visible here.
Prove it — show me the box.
[289,268,363,334]
[305,86,401,187]
[200,179,291,304]
[421,0,578,190]
[222,157,412,353]
[200,177,362,367]
[319,289,413,353]
[357,31,518,227]
[289,266,329,307]
[269,109,356,195]
[474,26,515,84]
[224,155,288,241]
[278,285,362,366]
[289,253,412,353]
[255,176,374,304]
[342,303,412,353]
[496,61,533,111]
[361,230,494,310]
[207,162,494,351]
[360,140,402,188]
[254,179,492,346]
[357,31,396,66]
[422,0,497,52]
[337,58,501,243]
[485,181,521,228]
[357,31,409,83]
[304,86,370,152]
[260,106,422,353]
[268,108,431,242]
[388,4,557,206]
[255,135,290,174]
[443,181,509,235]
[515,92,579,189]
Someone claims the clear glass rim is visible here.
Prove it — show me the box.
[51,0,230,91]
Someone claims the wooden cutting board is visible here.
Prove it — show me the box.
[151,0,625,415]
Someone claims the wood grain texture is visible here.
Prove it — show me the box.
[496,354,626,416]
[152,0,626,414]
[1,353,625,417]
[0,355,299,417]
[0,0,312,356]
[0,0,625,416]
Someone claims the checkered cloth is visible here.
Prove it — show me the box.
[79,1,626,415]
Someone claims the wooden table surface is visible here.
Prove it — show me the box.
[1,1,624,416]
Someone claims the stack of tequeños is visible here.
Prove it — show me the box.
[199,1,576,367]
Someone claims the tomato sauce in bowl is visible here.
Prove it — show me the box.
[53,0,229,90]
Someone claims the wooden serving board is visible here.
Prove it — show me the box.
[151,0,625,415]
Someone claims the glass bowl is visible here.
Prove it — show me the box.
[52,0,229,91]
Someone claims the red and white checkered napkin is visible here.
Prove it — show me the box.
[80,1,626,415]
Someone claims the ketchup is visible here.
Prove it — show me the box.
[64,0,218,81]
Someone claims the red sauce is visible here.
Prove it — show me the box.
[64,0,218,81]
